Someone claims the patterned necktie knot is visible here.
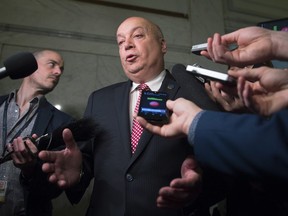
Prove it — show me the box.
[133,83,150,114]
[131,83,150,154]
[137,83,149,91]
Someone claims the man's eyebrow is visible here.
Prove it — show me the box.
[48,59,59,64]
[116,34,124,39]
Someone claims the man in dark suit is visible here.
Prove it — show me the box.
[0,50,73,216]
[39,17,221,216]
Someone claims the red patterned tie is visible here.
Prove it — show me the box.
[131,83,150,154]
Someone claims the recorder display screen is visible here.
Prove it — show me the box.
[138,91,169,124]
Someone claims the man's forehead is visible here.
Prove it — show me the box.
[117,25,148,37]
[117,18,151,33]
[40,55,64,65]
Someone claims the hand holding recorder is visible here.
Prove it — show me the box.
[199,26,288,67]
[137,98,202,138]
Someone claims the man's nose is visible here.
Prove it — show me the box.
[53,66,63,75]
[124,39,134,50]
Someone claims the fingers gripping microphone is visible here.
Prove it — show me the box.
[0,52,38,79]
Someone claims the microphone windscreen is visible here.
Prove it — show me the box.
[3,52,38,79]
[37,118,99,151]
[0,118,99,164]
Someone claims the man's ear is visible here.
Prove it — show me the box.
[161,39,167,54]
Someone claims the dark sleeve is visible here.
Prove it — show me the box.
[65,139,95,204]
[65,93,97,204]
[190,109,288,183]
[20,160,62,215]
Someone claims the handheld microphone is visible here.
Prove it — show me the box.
[0,52,38,80]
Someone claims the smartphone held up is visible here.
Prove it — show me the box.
[138,91,170,125]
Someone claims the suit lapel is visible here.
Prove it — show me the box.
[131,71,180,159]
[114,81,133,157]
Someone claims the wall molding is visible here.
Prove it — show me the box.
[75,0,189,18]
[0,23,190,53]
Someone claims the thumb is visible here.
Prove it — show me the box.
[166,99,174,110]
[166,99,179,111]
[62,128,77,150]
[181,156,198,175]
[38,129,77,166]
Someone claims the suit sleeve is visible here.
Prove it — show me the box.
[189,109,288,183]
[65,92,96,204]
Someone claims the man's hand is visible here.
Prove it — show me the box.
[157,155,202,208]
[38,128,82,189]
[7,135,39,178]
[136,98,202,137]
[229,66,288,115]
[201,27,274,67]
[204,81,247,112]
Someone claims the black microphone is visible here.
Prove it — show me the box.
[0,52,38,80]
[37,117,99,150]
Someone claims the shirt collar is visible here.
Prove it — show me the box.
[8,89,43,105]
[131,70,166,93]
[7,90,17,103]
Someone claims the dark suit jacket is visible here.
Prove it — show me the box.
[193,109,288,215]
[0,95,74,216]
[67,71,220,216]
[193,110,288,182]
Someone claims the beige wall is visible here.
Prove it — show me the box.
[0,0,287,215]
[0,0,221,118]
